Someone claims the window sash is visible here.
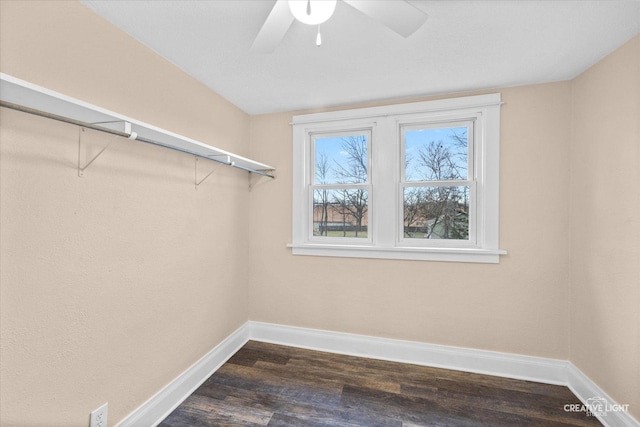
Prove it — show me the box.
[309,184,372,243]
[398,119,476,247]
[400,120,474,183]
[308,128,373,244]
[398,181,477,247]
[311,129,372,185]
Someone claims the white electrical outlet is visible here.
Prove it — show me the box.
[90,402,108,427]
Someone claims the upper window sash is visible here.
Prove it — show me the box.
[311,129,371,185]
[400,120,474,183]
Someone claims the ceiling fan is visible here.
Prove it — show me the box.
[252,0,429,52]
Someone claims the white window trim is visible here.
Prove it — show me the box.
[289,94,507,263]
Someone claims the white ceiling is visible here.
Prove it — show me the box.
[81,0,639,115]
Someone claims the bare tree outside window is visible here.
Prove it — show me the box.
[312,133,369,238]
[314,152,330,236]
[404,126,470,240]
[332,135,368,237]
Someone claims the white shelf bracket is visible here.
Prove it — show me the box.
[78,127,112,177]
[249,173,273,191]
[195,156,222,189]
[77,121,135,177]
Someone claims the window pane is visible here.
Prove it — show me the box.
[403,186,469,240]
[405,126,468,181]
[314,134,368,184]
[313,189,368,238]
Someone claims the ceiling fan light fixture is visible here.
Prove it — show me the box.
[288,0,337,25]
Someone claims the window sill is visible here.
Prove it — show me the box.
[286,243,507,264]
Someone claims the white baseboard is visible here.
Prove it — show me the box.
[566,363,638,427]
[117,321,638,427]
[249,321,569,385]
[116,322,250,427]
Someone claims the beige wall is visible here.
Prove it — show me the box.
[249,82,573,359]
[570,35,640,419]
[1,1,251,426]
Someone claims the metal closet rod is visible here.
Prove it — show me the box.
[0,100,275,178]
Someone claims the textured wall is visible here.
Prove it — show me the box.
[0,1,251,425]
[248,81,573,360]
[570,35,640,419]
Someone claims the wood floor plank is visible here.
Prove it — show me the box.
[228,346,291,367]
[160,394,272,427]
[432,368,578,400]
[257,359,403,394]
[159,341,602,427]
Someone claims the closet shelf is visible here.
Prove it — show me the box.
[0,73,275,178]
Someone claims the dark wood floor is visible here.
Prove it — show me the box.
[159,341,601,426]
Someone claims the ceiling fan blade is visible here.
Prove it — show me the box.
[251,0,295,53]
[343,0,428,37]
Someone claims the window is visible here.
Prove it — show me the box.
[401,121,474,245]
[312,130,371,241]
[290,94,506,263]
